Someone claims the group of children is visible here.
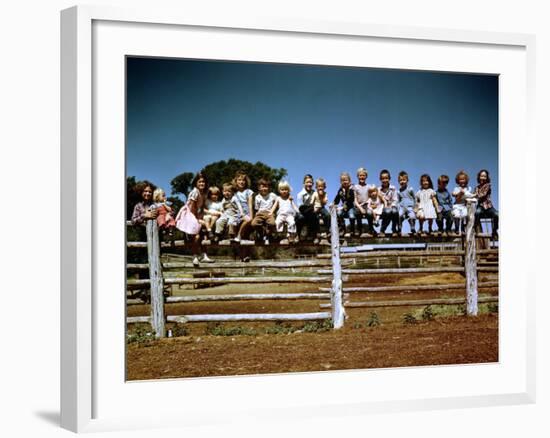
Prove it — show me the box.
[324,167,498,238]
[132,167,498,265]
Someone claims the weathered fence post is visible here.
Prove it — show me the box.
[330,206,345,328]
[465,199,478,316]
[146,219,165,337]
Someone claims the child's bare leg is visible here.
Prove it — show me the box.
[419,219,425,234]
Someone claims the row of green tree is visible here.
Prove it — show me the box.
[127,159,287,219]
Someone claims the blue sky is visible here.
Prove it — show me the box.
[126,57,498,206]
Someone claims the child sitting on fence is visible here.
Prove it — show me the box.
[378,169,399,237]
[152,188,176,235]
[366,185,385,233]
[397,171,416,235]
[273,181,299,244]
[203,186,224,240]
[435,175,453,236]
[311,178,331,242]
[452,170,474,235]
[176,171,214,266]
[415,174,439,236]
[474,169,499,240]
[252,178,277,245]
[214,183,241,242]
[333,171,356,237]
[296,174,318,240]
[131,181,157,225]
[232,170,254,243]
[353,167,370,236]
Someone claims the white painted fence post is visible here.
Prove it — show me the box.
[465,199,478,316]
[330,206,345,328]
[146,220,166,337]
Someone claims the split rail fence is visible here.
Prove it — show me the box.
[126,199,497,338]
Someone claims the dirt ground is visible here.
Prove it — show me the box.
[126,269,498,381]
[126,313,498,380]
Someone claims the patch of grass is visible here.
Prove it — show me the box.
[126,326,156,345]
[169,324,189,337]
[205,322,258,336]
[301,319,333,333]
[487,302,499,313]
[366,312,381,327]
[265,321,297,334]
[402,312,417,325]
[421,305,435,321]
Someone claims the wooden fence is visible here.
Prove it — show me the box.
[126,199,497,337]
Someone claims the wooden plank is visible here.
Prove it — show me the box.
[127,259,350,270]
[146,220,165,338]
[165,293,331,303]
[329,206,345,329]
[127,312,332,324]
[316,249,498,259]
[465,199,479,316]
[127,240,187,248]
[319,295,498,308]
[127,276,335,286]
[318,266,497,274]
[318,281,499,293]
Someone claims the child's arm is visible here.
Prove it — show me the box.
[291,199,299,213]
[354,190,366,213]
[247,194,255,220]
[431,191,439,210]
[379,193,387,208]
[270,197,279,216]
[187,198,197,216]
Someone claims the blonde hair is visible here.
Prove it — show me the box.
[357,167,368,177]
[316,178,326,189]
[152,188,165,202]
[340,172,351,182]
[367,184,378,196]
[278,180,292,192]
[208,186,221,199]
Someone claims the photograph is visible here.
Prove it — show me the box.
[125,56,499,381]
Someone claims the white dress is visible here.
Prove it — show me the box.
[415,188,437,219]
[451,186,473,219]
[276,197,297,233]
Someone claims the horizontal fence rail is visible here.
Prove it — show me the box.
[320,296,498,309]
[318,281,499,293]
[128,312,332,324]
[165,293,331,303]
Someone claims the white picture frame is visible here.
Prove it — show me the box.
[61,5,536,433]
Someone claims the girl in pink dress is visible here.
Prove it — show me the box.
[176,172,213,266]
[152,188,176,234]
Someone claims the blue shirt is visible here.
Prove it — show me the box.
[436,189,453,212]
[398,186,415,209]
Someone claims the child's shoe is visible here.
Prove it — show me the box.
[199,254,214,263]
[192,257,200,267]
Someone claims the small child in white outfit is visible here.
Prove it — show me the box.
[273,181,299,243]
[452,170,475,234]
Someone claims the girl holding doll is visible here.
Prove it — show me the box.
[451,170,474,235]
[152,188,176,235]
